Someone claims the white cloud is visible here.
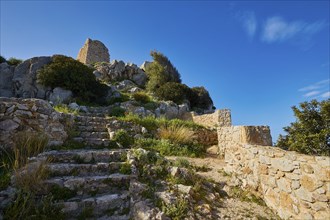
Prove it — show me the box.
[237,11,257,38]
[303,90,320,97]
[261,16,326,43]
[321,91,330,98]
[298,79,330,92]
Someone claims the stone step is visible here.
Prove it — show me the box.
[60,192,130,218]
[36,149,127,163]
[79,113,108,117]
[45,174,131,196]
[47,162,125,177]
[75,121,109,126]
[75,115,112,122]
[79,131,109,139]
[72,137,112,146]
[77,125,108,132]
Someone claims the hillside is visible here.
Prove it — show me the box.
[0,39,329,220]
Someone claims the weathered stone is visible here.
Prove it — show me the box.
[49,87,73,104]
[140,61,152,71]
[0,119,19,131]
[0,62,15,97]
[271,158,295,172]
[77,38,110,64]
[301,175,323,192]
[295,187,314,202]
[291,180,300,190]
[12,56,52,99]
[277,178,292,193]
[312,193,328,202]
[301,164,314,174]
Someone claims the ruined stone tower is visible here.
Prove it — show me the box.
[77,38,110,64]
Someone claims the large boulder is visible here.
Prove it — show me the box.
[94,60,147,87]
[0,63,15,97]
[77,38,110,64]
[12,56,52,99]
[155,101,180,119]
[49,87,73,104]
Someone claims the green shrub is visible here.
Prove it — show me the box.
[109,106,126,117]
[276,99,330,156]
[37,55,108,103]
[0,55,6,63]
[132,91,151,103]
[189,86,214,110]
[7,57,23,66]
[155,82,190,104]
[113,129,134,147]
[145,51,181,93]
[54,104,79,115]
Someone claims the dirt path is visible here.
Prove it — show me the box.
[166,147,280,220]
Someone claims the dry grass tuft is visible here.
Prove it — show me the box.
[158,125,195,145]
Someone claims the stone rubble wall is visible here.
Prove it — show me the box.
[0,97,68,148]
[222,143,330,219]
[182,109,232,129]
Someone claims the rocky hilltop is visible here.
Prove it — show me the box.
[0,39,329,220]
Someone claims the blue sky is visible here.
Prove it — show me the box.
[1,0,329,142]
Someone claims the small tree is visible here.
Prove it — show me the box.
[276,99,330,156]
[0,55,6,64]
[145,51,181,93]
[7,57,23,66]
[37,55,108,103]
[155,82,190,104]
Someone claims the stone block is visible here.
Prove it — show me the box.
[301,175,323,192]
[295,187,314,202]
[277,178,292,193]
[271,158,295,172]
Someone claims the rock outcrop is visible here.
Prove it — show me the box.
[77,38,110,64]
[94,61,147,87]
[0,63,15,97]
[12,56,52,99]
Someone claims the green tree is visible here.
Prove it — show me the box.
[155,82,190,104]
[276,99,330,156]
[145,51,181,92]
[7,57,23,66]
[37,55,108,103]
[189,87,214,110]
[0,55,6,64]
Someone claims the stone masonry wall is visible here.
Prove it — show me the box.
[0,97,68,148]
[77,38,110,64]
[182,109,232,128]
[224,144,330,219]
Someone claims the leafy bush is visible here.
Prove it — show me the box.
[189,86,214,110]
[113,129,134,147]
[145,51,181,93]
[155,82,190,104]
[109,106,126,117]
[276,99,330,156]
[7,57,23,66]
[0,55,6,63]
[158,124,195,145]
[37,55,108,103]
[54,104,79,115]
[132,91,151,103]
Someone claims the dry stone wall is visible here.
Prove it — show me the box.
[224,144,330,219]
[182,109,232,128]
[0,97,68,148]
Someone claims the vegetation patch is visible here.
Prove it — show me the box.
[54,104,79,115]
[113,129,134,148]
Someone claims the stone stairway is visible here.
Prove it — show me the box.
[27,148,132,219]
[72,115,113,147]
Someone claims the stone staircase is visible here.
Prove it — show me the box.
[28,148,132,219]
[71,115,113,147]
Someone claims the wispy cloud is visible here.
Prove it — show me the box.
[304,91,320,97]
[299,79,330,98]
[321,92,330,98]
[236,11,257,39]
[261,17,326,43]
[299,79,329,92]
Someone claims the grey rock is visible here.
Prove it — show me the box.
[140,61,152,71]
[115,80,136,91]
[128,87,143,93]
[0,63,15,97]
[0,119,19,131]
[68,102,80,111]
[49,87,73,104]
[12,56,52,99]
